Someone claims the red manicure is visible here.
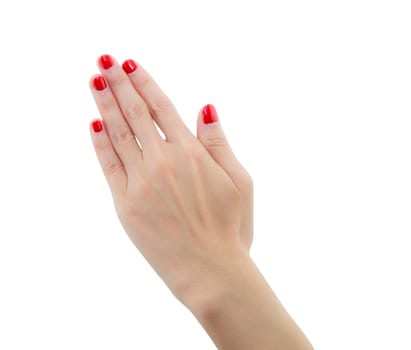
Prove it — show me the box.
[98,54,114,70]
[122,59,138,74]
[91,119,103,133]
[93,75,107,91]
[202,104,219,124]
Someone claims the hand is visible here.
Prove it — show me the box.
[89,55,253,304]
[89,55,314,350]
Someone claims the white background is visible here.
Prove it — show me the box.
[0,1,410,349]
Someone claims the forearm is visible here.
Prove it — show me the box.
[184,252,314,350]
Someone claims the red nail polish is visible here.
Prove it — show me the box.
[93,75,107,91]
[91,119,103,133]
[122,59,138,74]
[202,104,219,124]
[98,54,114,70]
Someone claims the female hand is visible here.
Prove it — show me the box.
[89,55,253,305]
[89,55,315,350]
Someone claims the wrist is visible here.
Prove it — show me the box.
[181,248,315,350]
[184,249,254,320]
[179,245,252,316]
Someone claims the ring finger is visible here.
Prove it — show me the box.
[90,74,142,172]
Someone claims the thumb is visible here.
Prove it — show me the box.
[197,104,243,180]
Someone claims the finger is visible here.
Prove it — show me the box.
[97,55,163,150]
[90,74,143,173]
[196,104,241,179]
[89,119,127,197]
[197,104,254,249]
[121,59,192,143]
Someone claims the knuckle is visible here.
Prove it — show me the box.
[204,135,227,150]
[103,161,124,177]
[107,74,128,89]
[225,184,242,204]
[233,169,254,195]
[111,128,135,146]
[98,96,119,117]
[138,72,153,88]
[117,198,140,219]
[124,103,147,122]
[118,184,150,217]
[184,144,205,163]
[151,98,175,115]
[98,97,113,112]
[237,170,254,192]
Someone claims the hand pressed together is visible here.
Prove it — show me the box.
[89,55,253,305]
[89,55,314,350]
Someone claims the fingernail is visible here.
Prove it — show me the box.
[91,119,103,133]
[202,104,219,124]
[122,59,138,74]
[93,75,107,91]
[98,54,114,70]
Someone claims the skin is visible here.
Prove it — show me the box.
[89,55,314,350]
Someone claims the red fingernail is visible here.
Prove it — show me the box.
[98,54,114,70]
[122,59,138,74]
[91,119,103,133]
[202,104,219,124]
[93,75,107,91]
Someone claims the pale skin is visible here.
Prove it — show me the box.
[89,54,314,350]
